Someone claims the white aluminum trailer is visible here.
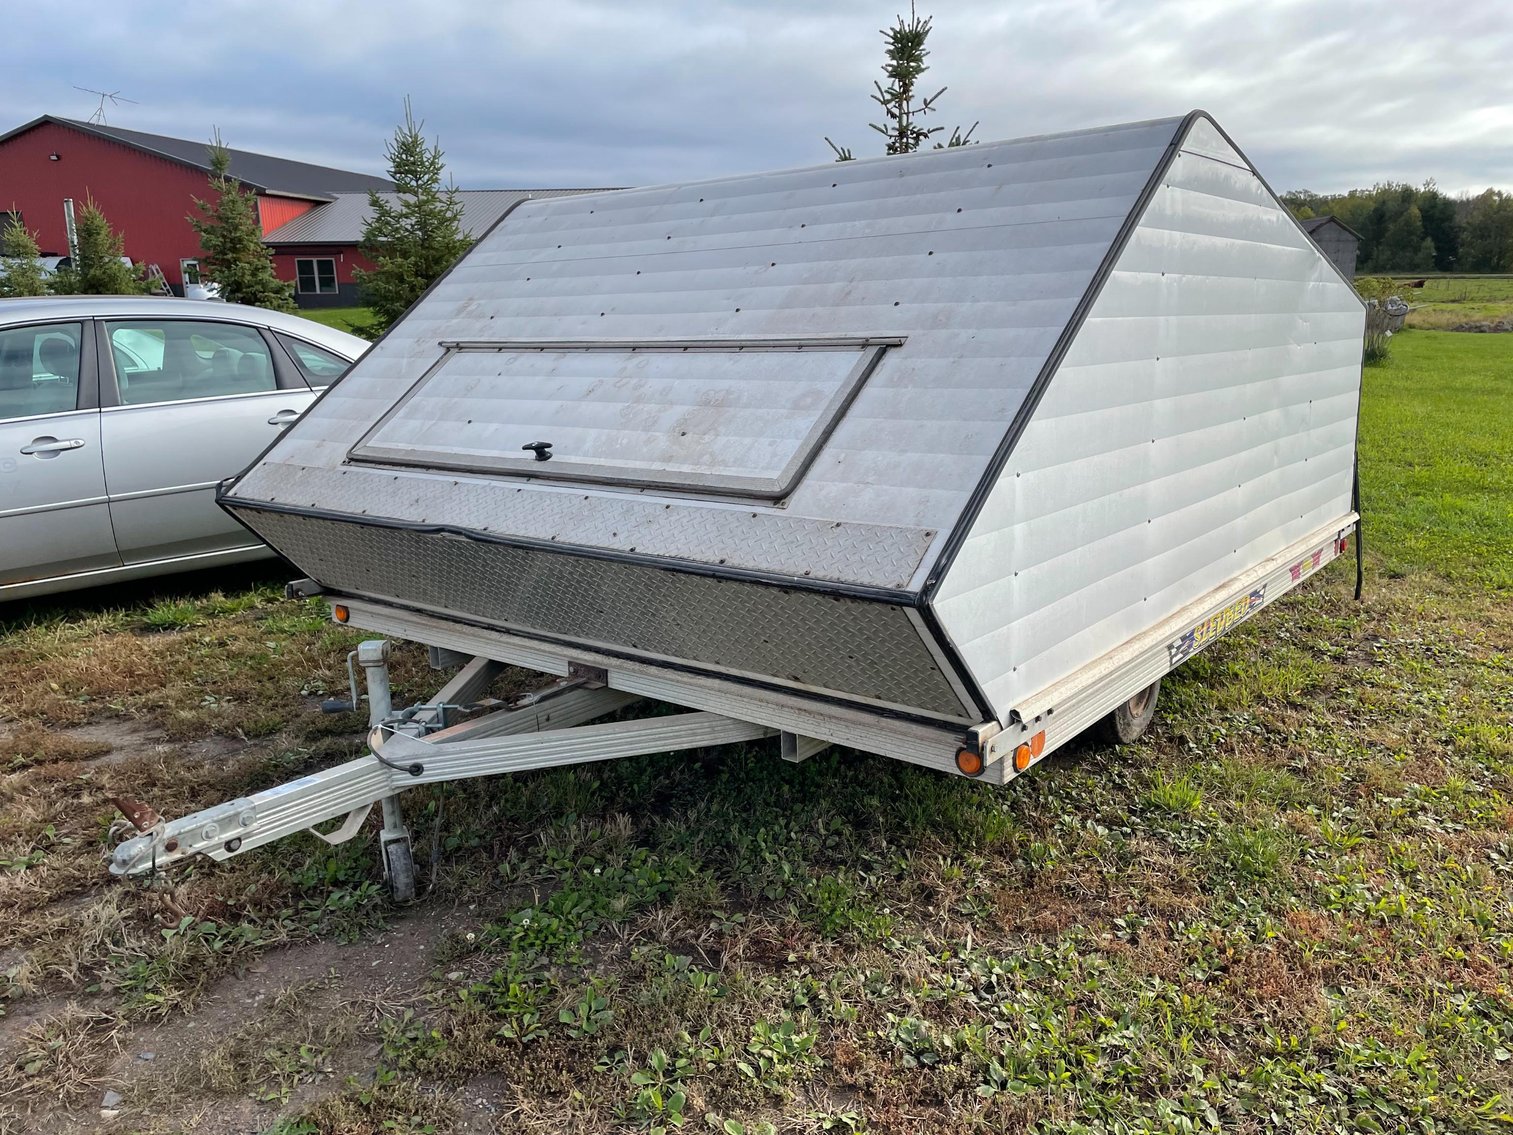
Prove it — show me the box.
[111,111,1364,898]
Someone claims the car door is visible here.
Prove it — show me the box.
[98,317,316,565]
[0,320,118,589]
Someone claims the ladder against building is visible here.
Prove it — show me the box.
[143,263,173,296]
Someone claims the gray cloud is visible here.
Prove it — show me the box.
[2,0,1508,195]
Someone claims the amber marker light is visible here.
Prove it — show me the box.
[955,747,984,777]
[1013,743,1033,771]
[333,605,350,623]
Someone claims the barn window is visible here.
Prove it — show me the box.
[295,258,338,294]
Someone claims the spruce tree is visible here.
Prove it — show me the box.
[0,216,49,297]
[826,6,976,162]
[355,99,472,337]
[189,137,295,311]
[50,200,148,295]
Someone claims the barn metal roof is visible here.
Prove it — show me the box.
[1302,214,1361,240]
[0,115,394,199]
[261,188,617,245]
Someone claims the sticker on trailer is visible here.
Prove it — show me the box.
[1168,587,1266,665]
[1289,549,1325,582]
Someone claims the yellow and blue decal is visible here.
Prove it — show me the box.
[1168,588,1266,665]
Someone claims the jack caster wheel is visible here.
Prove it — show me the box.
[1095,679,1161,746]
[382,838,417,904]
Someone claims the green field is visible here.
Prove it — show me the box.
[0,330,1509,1134]
[1361,332,1513,589]
[1389,276,1513,330]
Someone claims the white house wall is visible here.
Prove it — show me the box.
[933,117,1365,720]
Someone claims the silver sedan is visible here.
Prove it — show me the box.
[0,297,367,601]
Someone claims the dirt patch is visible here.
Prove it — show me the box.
[61,721,253,768]
[18,908,467,1134]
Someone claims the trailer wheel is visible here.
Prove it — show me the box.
[383,838,417,904]
[1095,679,1161,745]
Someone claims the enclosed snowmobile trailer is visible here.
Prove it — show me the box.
[113,111,1364,895]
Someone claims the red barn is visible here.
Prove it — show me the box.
[0,115,392,294]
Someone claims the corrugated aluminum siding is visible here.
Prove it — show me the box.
[226,117,1187,589]
[932,117,1364,720]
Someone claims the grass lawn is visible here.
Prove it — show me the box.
[0,330,1509,1133]
[1360,331,1513,590]
[296,306,373,338]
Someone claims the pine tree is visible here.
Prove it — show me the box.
[826,6,976,162]
[189,137,295,311]
[50,199,148,295]
[354,99,472,337]
[0,216,49,297]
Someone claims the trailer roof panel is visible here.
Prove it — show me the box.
[229,114,1189,578]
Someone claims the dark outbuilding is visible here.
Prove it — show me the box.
[1302,214,1361,279]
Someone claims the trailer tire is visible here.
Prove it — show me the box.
[383,839,417,904]
[1095,679,1161,746]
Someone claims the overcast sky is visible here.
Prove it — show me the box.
[3,0,1508,197]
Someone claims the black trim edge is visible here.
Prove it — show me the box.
[915,601,994,722]
[222,497,922,605]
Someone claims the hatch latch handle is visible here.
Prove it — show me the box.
[521,441,553,461]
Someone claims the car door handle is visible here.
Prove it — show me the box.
[267,410,301,426]
[20,437,86,455]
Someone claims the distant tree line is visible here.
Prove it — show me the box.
[1284,182,1513,274]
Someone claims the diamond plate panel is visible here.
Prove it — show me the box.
[237,461,936,590]
[239,507,971,721]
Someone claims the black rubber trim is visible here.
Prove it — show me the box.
[322,588,975,731]
[1352,456,1364,601]
[263,330,318,391]
[921,113,1196,600]
[78,319,101,411]
[914,600,994,722]
[221,496,918,605]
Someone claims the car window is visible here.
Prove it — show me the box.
[107,320,277,406]
[277,334,351,384]
[0,322,83,421]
